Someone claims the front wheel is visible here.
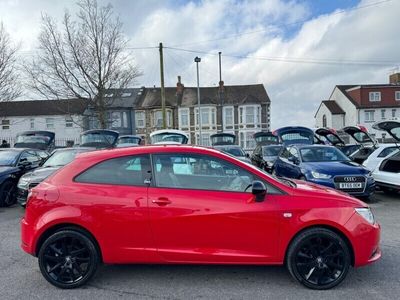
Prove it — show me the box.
[0,180,16,207]
[38,229,99,289]
[286,228,351,290]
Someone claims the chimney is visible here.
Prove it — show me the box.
[176,75,184,106]
[389,72,400,85]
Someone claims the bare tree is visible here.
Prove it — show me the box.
[26,0,141,128]
[0,22,21,101]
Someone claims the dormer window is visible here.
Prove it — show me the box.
[369,92,381,102]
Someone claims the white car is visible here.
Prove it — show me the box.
[362,144,399,171]
[371,120,400,194]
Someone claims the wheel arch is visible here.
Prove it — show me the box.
[35,223,103,262]
[283,224,355,267]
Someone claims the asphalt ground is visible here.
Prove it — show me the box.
[0,191,399,300]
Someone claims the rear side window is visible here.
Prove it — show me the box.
[377,147,398,158]
[75,155,151,186]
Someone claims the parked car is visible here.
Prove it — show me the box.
[14,131,55,152]
[116,135,142,148]
[253,131,279,145]
[273,126,315,146]
[342,126,378,164]
[16,147,94,207]
[211,133,250,163]
[362,144,399,172]
[0,148,43,207]
[22,145,380,290]
[251,144,282,172]
[273,144,375,198]
[371,120,400,194]
[150,129,189,144]
[79,129,119,149]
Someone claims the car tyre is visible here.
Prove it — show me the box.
[286,227,351,290]
[38,229,99,289]
[0,180,16,207]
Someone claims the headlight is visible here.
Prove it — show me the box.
[355,207,375,224]
[17,176,30,189]
[311,171,331,179]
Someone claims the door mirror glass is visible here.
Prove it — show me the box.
[252,180,267,202]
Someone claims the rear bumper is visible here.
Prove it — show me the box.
[20,217,35,256]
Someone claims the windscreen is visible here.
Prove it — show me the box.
[81,132,117,146]
[0,150,19,166]
[118,137,141,144]
[151,133,187,144]
[300,147,349,162]
[43,150,83,167]
[279,130,314,145]
[16,135,50,145]
[263,146,281,156]
[219,147,246,157]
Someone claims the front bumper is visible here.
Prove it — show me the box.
[306,176,375,197]
[345,212,381,267]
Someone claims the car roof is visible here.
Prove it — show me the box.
[0,147,37,152]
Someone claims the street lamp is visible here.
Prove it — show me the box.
[194,56,202,145]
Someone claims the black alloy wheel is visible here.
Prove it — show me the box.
[0,180,16,207]
[287,228,351,290]
[38,229,99,289]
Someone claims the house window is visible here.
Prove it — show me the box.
[153,110,172,128]
[223,106,234,128]
[108,111,128,128]
[135,111,145,128]
[369,92,381,102]
[65,116,73,127]
[364,110,375,122]
[322,115,327,127]
[396,91,400,101]
[46,118,54,129]
[178,108,190,128]
[392,109,396,118]
[239,105,261,125]
[1,119,10,130]
[195,132,214,146]
[381,109,386,120]
[30,118,35,129]
[195,107,216,127]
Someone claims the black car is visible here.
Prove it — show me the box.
[251,144,282,172]
[14,131,55,152]
[0,148,43,207]
[17,147,94,207]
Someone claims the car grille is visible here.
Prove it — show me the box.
[333,176,366,193]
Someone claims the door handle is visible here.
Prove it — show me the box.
[152,197,172,206]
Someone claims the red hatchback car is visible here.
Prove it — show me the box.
[21,145,381,290]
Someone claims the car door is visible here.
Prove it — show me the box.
[274,146,291,177]
[286,147,302,178]
[148,152,281,263]
[73,154,155,262]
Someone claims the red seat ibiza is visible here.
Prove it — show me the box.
[21,145,381,290]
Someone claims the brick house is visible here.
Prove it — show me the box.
[315,73,400,141]
[134,78,271,149]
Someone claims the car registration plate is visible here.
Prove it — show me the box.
[339,182,362,189]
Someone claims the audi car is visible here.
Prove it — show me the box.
[22,145,380,290]
[273,144,375,198]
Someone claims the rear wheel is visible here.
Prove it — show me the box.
[287,228,351,290]
[0,180,16,207]
[38,229,99,289]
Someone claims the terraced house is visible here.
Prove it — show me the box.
[135,77,271,149]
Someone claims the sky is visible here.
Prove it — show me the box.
[0,0,399,129]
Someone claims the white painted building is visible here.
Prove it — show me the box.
[315,73,400,141]
[0,99,87,146]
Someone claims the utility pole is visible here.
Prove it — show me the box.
[195,56,202,145]
[218,51,223,132]
[159,42,166,129]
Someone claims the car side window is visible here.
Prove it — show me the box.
[75,155,151,186]
[19,151,41,164]
[377,147,398,158]
[289,147,299,160]
[152,153,281,194]
[280,147,290,159]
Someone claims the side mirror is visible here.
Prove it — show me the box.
[252,180,267,202]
